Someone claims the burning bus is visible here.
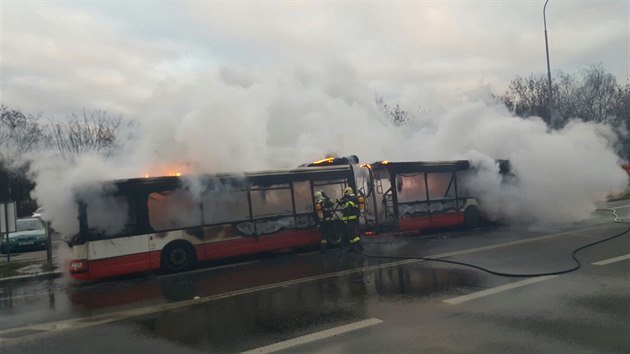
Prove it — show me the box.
[64,157,506,280]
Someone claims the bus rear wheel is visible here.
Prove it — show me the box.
[162,242,197,273]
[464,206,480,229]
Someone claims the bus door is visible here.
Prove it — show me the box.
[313,179,350,242]
[371,169,396,230]
[356,165,377,229]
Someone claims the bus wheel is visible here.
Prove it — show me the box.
[464,206,480,229]
[162,242,197,273]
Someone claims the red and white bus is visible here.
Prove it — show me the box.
[68,165,357,280]
[66,158,501,280]
[357,160,482,233]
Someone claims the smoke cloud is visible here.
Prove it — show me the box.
[24,64,628,236]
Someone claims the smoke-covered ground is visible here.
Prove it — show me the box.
[24,68,628,237]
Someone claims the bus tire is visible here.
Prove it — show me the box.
[464,206,480,229]
[161,241,197,273]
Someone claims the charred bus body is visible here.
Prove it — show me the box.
[66,157,506,280]
[357,160,481,234]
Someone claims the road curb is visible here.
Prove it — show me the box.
[0,270,63,285]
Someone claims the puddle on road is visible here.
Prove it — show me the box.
[123,264,484,353]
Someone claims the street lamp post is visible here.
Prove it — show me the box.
[543,0,554,128]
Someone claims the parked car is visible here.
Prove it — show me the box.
[0,218,47,253]
[32,207,45,218]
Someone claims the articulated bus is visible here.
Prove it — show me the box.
[66,158,495,280]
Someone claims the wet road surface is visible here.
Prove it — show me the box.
[1,205,629,353]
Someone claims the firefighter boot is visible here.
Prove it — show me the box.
[320,239,328,253]
[349,236,362,253]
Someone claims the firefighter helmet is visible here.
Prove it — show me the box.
[343,187,353,195]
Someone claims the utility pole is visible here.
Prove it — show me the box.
[543,0,555,128]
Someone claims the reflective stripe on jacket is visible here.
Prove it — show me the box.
[340,194,360,221]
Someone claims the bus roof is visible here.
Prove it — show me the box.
[300,155,360,167]
[369,160,470,174]
[110,165,355,194]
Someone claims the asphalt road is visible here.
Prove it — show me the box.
[1,203,629,353]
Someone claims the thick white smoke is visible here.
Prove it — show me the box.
[25,65,628,236]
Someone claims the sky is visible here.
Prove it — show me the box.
[1,1,629,233]
[2,1,628,117]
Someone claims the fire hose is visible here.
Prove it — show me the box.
[357,207,630,278]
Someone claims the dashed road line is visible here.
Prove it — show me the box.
[240,318,383,354]
[592,254,630,266]
[443,275,558,305]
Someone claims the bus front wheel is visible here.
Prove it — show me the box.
[162,241,197,273]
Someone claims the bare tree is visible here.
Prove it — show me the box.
[610,83,630,160]
[0,105,44,213]
[552,71,579,126]
[0,105,47,160]
[51,110,123,158]
[383,102,410,126]
[500,65,630,160]
[574,63,618,123]
[500,74,551,124]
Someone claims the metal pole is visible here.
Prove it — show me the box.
[4,202,9,263]
[544,0,554,128]
[4,173,11,263]
[46,221,53,267]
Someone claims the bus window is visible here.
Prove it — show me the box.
[148,189,202,231]
[313,179,347,202]
[86,195,135,237]
[427,172,458,213]
[293,181,316,228]
[202,189,249,225]
[251,184,293,218]
[396,173,427,203]
[292,181,312,213]
[427,173,456,200]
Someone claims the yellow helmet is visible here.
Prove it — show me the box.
[314,191,323,200]
[343,187,353,195]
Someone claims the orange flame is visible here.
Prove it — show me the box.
[141,164,189,179]
[312,157,335,165]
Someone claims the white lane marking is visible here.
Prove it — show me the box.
[602,204,630,209]
[443,275,558,305]
[592,254,630,266]
[240,318,383,354]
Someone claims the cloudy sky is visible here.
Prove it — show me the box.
[2,1,629,231]
[2,1,628,117]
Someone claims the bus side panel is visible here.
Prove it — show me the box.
[254,229,320,252]
[398,212,464,233]
[429,212,465,228]
[398,215,432,233]
[89,253,154,279]
[200,237,256,260]
[87,235,152,279]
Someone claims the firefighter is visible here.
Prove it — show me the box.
[338,187,364,252]
[314,190,338,252]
